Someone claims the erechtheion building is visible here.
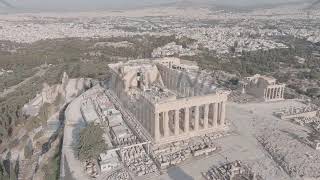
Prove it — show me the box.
[108,57,230,144]
[241,74,285,102]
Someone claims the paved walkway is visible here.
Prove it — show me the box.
[155,102,292,180]
[60,86,103,180]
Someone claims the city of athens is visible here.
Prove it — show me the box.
[0,0,320,180]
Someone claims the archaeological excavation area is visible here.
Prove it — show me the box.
[71,57,320,180]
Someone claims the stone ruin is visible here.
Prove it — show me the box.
[84,160,99,178]
[119,146,157,176]
[108,58,229,144]
[257,131,320,178]
[107,169,132,180]
[241,74,285,102]
[152,132,228,169]
[274,105,319,121]
[202,160,263,180]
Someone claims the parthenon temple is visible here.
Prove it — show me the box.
[241,74,286,102]
[108,57,230,144]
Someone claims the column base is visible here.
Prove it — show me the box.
[153,125,229,145]
[264,98,284,102]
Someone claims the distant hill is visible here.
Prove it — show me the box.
[0,0,318,13]
[144,0,318,12]
[304,0,320,10]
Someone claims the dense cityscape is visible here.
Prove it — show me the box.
[0,1,320,180]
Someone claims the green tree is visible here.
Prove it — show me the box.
[77,122,107,161]
[0,162,10,180]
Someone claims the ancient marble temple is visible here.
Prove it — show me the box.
[242,74,286,102]
[108,57,230,144]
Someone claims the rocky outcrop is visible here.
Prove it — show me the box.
[15,73,93,179]
[22,72,92,117]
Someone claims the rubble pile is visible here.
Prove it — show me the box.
[257,130,320,178]
[274,105,319,120]
[117,135,138,146]
[155,142,192,168]
[107,169,131,180]
[154,132,226,168]
[84,160,99,178]
[120,146,157,176]
[292,116,320,126]
[202,160,260,180]
[311,121,320,132]
[190,142,217,157]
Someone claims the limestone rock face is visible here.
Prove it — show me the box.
[60,72,70,98]
[62,72,69,85]
[23,72,92,116]
[41,72,92,104]
[41,83,59,104]
[41,72,69,104]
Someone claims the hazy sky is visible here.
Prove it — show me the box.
[0,0,308,11]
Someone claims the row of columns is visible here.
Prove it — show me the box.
[264,86,285,100]
[134,96,155,135]
[159,65,179,92]
[154,101,226,141]
[158,65,201,97]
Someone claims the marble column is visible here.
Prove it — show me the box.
[173,72,177,90]
[170,72,174,89]
[190,88,193,96]
[143,107,147,130]
[279,87,282,99]
[279,87,282,98]
[147,109,151,132]
[186,88,190,97]
[184,107,189,133]
[213,103,218,127]
[163,111,169,137]
[273,88,277,99]
[154,112,160,141]
[220,102,226,126]
[138,107,141,124]
[143,107,147,128]
[166,72,169,87]
[204,104,209,129]
[268,88,272,100]
[142,108,145,125]
[194,106,199,131]
[148,108,152,132]
[174,110,180,135]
